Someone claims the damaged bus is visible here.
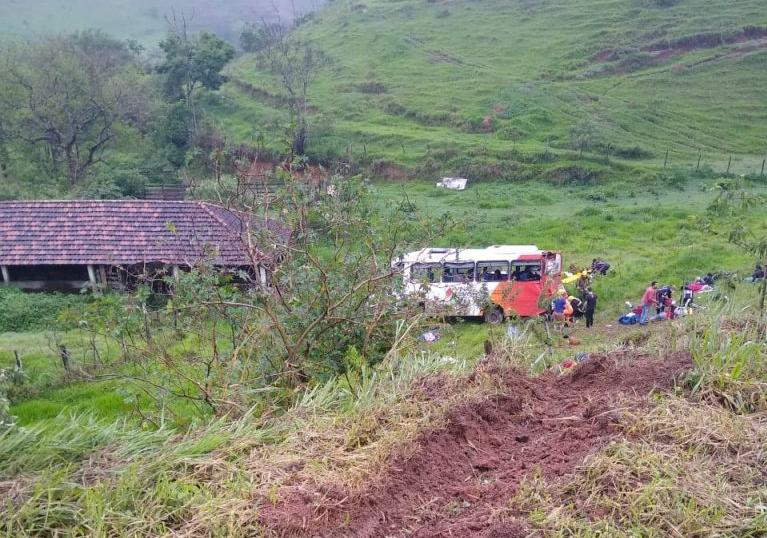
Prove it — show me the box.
[396,245,562,323]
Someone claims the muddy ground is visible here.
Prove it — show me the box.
[259,352,692,537]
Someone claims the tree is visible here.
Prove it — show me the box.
[240,21,286,53]
[258,39,328,156]
[79,171,452,417]
[0,31,151,185]
[157,22,235,106]
[569,120,602,158]
[702,179,767,314]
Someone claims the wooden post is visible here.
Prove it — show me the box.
[0,265,9,284]
[14,350,21,371]
[87,264,97,292]
[59,345,70,372]
[696,151,702,171]
[761,159,765,177]
[98,266,108,290]
[726,155,732,175]
[663,149,669,168]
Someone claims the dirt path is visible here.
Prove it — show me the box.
[259,352,692,537]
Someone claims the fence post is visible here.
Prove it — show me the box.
[726,155,732,175]
[696,151,702,171]
[663,149,669,168]
[59,345,70,372]
[761,159,765,177]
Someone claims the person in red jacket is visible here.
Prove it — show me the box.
[640,281,658,325]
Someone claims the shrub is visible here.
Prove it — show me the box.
[0,288,90,332]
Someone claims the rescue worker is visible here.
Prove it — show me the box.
[568,295,585,321]
[551,290,567,330]
[584,288,597,328]
[591,258,610,275]
[576,272,591,298]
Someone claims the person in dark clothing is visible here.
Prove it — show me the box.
[655,285,672,314]
[682,283,694,308]
[702,273,715,286]
[568,295,586,319]
[748,264,765,283]
[591,258,610,275]
[584,288,597,328]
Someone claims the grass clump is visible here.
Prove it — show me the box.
[511,396,767,537]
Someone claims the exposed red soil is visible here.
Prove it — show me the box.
[593,26,767,67]
[258,352,692,537]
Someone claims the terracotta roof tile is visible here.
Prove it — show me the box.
[0,200,273,266]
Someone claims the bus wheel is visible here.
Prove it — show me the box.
[484,306,504,324]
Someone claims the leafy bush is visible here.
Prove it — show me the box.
[0,288,89,332]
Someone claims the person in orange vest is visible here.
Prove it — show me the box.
[563,295,575,325]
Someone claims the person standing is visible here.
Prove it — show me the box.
[551,290,567,331]
[584,288,597,328]
[576,272,591,298]
[640,281,658,325]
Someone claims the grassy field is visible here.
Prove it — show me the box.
[2,0,767,533]
[212,0,767,176]
[2,173,764,430]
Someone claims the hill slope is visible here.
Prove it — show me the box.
[211,0,767,178]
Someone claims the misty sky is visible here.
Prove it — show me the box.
[0,0,325,46]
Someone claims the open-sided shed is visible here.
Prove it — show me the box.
[0,200,283,291]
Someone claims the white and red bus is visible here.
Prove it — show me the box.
[396,245,562,323]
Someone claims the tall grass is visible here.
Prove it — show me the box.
[0,347,481,536]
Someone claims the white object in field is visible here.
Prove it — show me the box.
[436,177,468,190]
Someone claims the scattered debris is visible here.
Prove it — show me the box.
[436,177,468,190]
[419,328,442,343]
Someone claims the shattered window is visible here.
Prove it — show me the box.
[476,261,509,282]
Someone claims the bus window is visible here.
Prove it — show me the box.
[511,262,542,282]
[443,262,475,283]
[477,261,509,282]
[411,263,441,283]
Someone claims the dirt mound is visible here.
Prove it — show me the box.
[259,352,691,537]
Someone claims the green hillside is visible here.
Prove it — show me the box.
[211,0,767,178]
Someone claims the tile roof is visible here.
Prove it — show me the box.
[0,200,279,266]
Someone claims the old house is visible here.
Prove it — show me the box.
[0,200,284,291]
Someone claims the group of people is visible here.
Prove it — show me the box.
[549,257,763,332]
[639,282,671,324]
[551,287,598,329]
[549,258,611,330]
[636,277,705,325]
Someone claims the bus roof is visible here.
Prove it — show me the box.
[399,245,543,264]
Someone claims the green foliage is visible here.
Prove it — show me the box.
[0,31,153,186]
[158,28,235,102]
[0,288,89,332]
[240,21,286,53]
[154,101,194,167]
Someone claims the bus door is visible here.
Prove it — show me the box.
[542,251,563,298]
[509,256,545,317]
